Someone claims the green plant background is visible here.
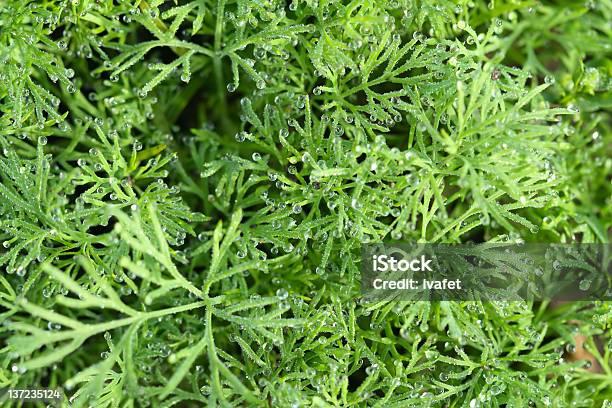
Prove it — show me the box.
[0,0,610,407]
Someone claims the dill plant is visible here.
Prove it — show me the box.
[0,0,611,407]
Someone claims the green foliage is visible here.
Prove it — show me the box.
[0,0,611,407]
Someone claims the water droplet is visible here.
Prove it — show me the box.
[439,372,449,381]
[252,152,261,161]
[276,288,288,300]
[227,83,237,92]
[567,104,580,114]
[365,363,379,375]
[292,204,302,214]
[579,279,591,291]
[490,383,505,395]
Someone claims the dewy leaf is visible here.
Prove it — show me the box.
[141,50,196,95]
[160,336,207,399]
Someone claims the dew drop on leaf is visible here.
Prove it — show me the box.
[578,279,591,291]
[276,288,288,300]
[365,363,379,375]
